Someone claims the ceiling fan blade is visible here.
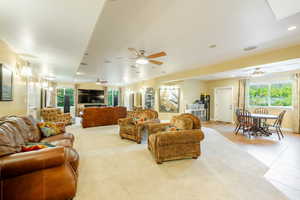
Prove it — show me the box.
[149,60,163,65]
[147,51,167,59]
[128,48,139,56]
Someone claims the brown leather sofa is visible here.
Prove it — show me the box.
[81,106,127,128]
[0,116,79,200]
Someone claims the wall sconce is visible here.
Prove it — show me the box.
[42,80,48,89]
[21,66,32,77]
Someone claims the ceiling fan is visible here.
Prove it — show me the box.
[128,48,166,65]
[96,77,108,85]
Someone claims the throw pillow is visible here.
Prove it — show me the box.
[37,122,61,137]
[21,142,55,152]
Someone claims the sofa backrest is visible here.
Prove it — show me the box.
[171,113,201,129]
[41,108,62,122]
[130,109,159,120]
[82,107,127,128]
[0,121,25,157]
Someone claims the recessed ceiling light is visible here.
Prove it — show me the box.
[288,26,297,31]
[44,75,56,80]
[76,72,84,75]
[244,46,257,51]
[209,44,217,48]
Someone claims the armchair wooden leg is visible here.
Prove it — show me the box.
[137,141,141,144]
[156,160,162,164]
[192,156,198,159]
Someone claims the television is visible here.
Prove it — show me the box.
[78,89,105,104]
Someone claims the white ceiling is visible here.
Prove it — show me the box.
[267,0,300,20]
[77,0,300,85]
[0,0,106,82]
[192,59,300,81]
[1,0,300,84]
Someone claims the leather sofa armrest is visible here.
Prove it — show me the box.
[0,146,65,179]
[148,123,171,135]
[156,130,205,146]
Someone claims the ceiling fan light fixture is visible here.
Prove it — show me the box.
[251,68,265,77]
[96,78,101,85]
[136,57,149,65]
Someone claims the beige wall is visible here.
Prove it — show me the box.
[126,79,207,120]
[0,40,27,116]
[205,72,298,132]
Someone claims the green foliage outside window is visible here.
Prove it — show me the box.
[270,83,292,106]
[108,89,119,106]
[65,88,74,106]
[249,82,292,107]
[57,88,65,107]
[57,88,74,107]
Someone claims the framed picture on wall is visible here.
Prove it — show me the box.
[145,88,155,109]
[0,64,13,101]
[159,87,180,113]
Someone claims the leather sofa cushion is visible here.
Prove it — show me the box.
[41,138,73,148]
[40,133,74,144]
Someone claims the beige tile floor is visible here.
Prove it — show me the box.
[68,124,288,200]
[204,121,300,200]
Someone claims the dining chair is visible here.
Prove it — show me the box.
[234,108,241,133]
[254,108,268,114]
[235,109,253,138]
[265,110,286,140]
[254,107,268,127]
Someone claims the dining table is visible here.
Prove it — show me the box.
[250,113,278,136]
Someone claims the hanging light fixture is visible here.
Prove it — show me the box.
[96,78,101,85]
[136,56,149,65]
[251,68,265,77]
[135,50,149,65]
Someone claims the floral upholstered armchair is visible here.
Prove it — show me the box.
[119,109,160,144]
[147,113,204,164]
[40,108,72,125]
[118,118,144,144]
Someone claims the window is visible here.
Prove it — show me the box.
[248,82,292,107]
[56,88,75,107]
[108,89,119,106]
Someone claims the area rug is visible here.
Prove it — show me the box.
[68,125,288,200]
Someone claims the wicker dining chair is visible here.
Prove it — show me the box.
[264,110,286,140]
